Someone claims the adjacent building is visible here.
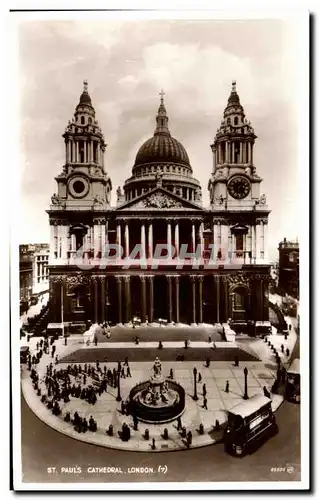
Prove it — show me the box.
[278,238,299,299]
[47,81,271,334]
[19,243,50,306]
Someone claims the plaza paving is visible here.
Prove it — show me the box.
[94,323,223,343]
[60,345,258,363]
[20,322,297,452]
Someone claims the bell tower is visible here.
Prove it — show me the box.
[48,81,112,266]
[52,80,112,210]
[208,81,270,264]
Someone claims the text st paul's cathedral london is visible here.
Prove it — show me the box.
[48,81,271,335]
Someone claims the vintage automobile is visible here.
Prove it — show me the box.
[224,394,278,456]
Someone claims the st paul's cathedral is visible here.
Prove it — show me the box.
[47,81,271,335]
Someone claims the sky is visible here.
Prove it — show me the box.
[18,17,303,261]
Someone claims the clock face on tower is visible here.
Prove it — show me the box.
[227,176,251,199]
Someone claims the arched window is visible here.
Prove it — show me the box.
[88,117,92,124]
[227,117,231,125]
[81,116,85,125]
[234,117,238,126]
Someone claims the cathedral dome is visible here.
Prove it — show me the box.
[121,92,202,206]
[134,134,190,168]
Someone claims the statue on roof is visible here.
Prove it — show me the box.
[116,186,123,202]
[155,171,163,188]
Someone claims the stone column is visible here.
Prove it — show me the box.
[71,141,74,163]
[199,222,204,260]
[263,222,268,262]
[123,276,131,325]
[61,225,67,259]
[49,224,55,261]
[223,276,229,322]
[167,221,172,260]
[191,276,197,325]
[140,276,147,324]
[125,222,129,258]
[256,222,261,263]
[84,141,87,163]
[94,278,99,324]
[116,223,122,259]
[167,276,173,323]
[141,222,146,260]
[191,223,196,253]
[76,141,79,163]
[216,275,220,324]
[174,222,179,258]
[147,276,154,324]
[173,276,179,325]
[90,140,94,162]
[101,276,105,323]
[231,233,236,260]
[239,142,243,163]
[260,279,264,322]
[148,222,153,259]
[198,276,203,324]
[71,234,76,256]
[116,276,123,325]
[213,148,216,171]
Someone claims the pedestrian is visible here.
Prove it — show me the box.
[281,366,287,384]
[169,368,174,379]
[124,357,128,366]
[198,372,202,383]
[234,356,239,367]
[94,336,98,347]
[55,355,59,365]
[208,335,212,343]
[225,380,229,393]
[121,367,125,378]
[202,397,208,410]
[177,416,182,430]
[286,348,290,357]
[126,365,131,377]
[281,344,284,353]
[151,438,156,450]
[184,340,188,349]
[205,358,210,367]
[202,383,207,397]
[64,337,67,346]
[187,430,193,448]
[121,401,125,415]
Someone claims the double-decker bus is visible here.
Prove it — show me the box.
[285,358,300,403]
[224,394,278,457]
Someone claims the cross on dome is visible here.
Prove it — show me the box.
[83,79,88,92]
[232,80,237,92]
[159,89,165,103]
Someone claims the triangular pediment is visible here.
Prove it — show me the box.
[116,187,205,211]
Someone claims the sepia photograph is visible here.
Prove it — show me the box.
[10,8,309,492]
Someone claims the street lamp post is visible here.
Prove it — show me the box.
[116,370,122,402]
[243,367,249,400]
[193,367,198,401]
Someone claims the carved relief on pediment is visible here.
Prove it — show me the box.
[143,193,184,209]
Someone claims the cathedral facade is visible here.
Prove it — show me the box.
[47,81,271,334]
